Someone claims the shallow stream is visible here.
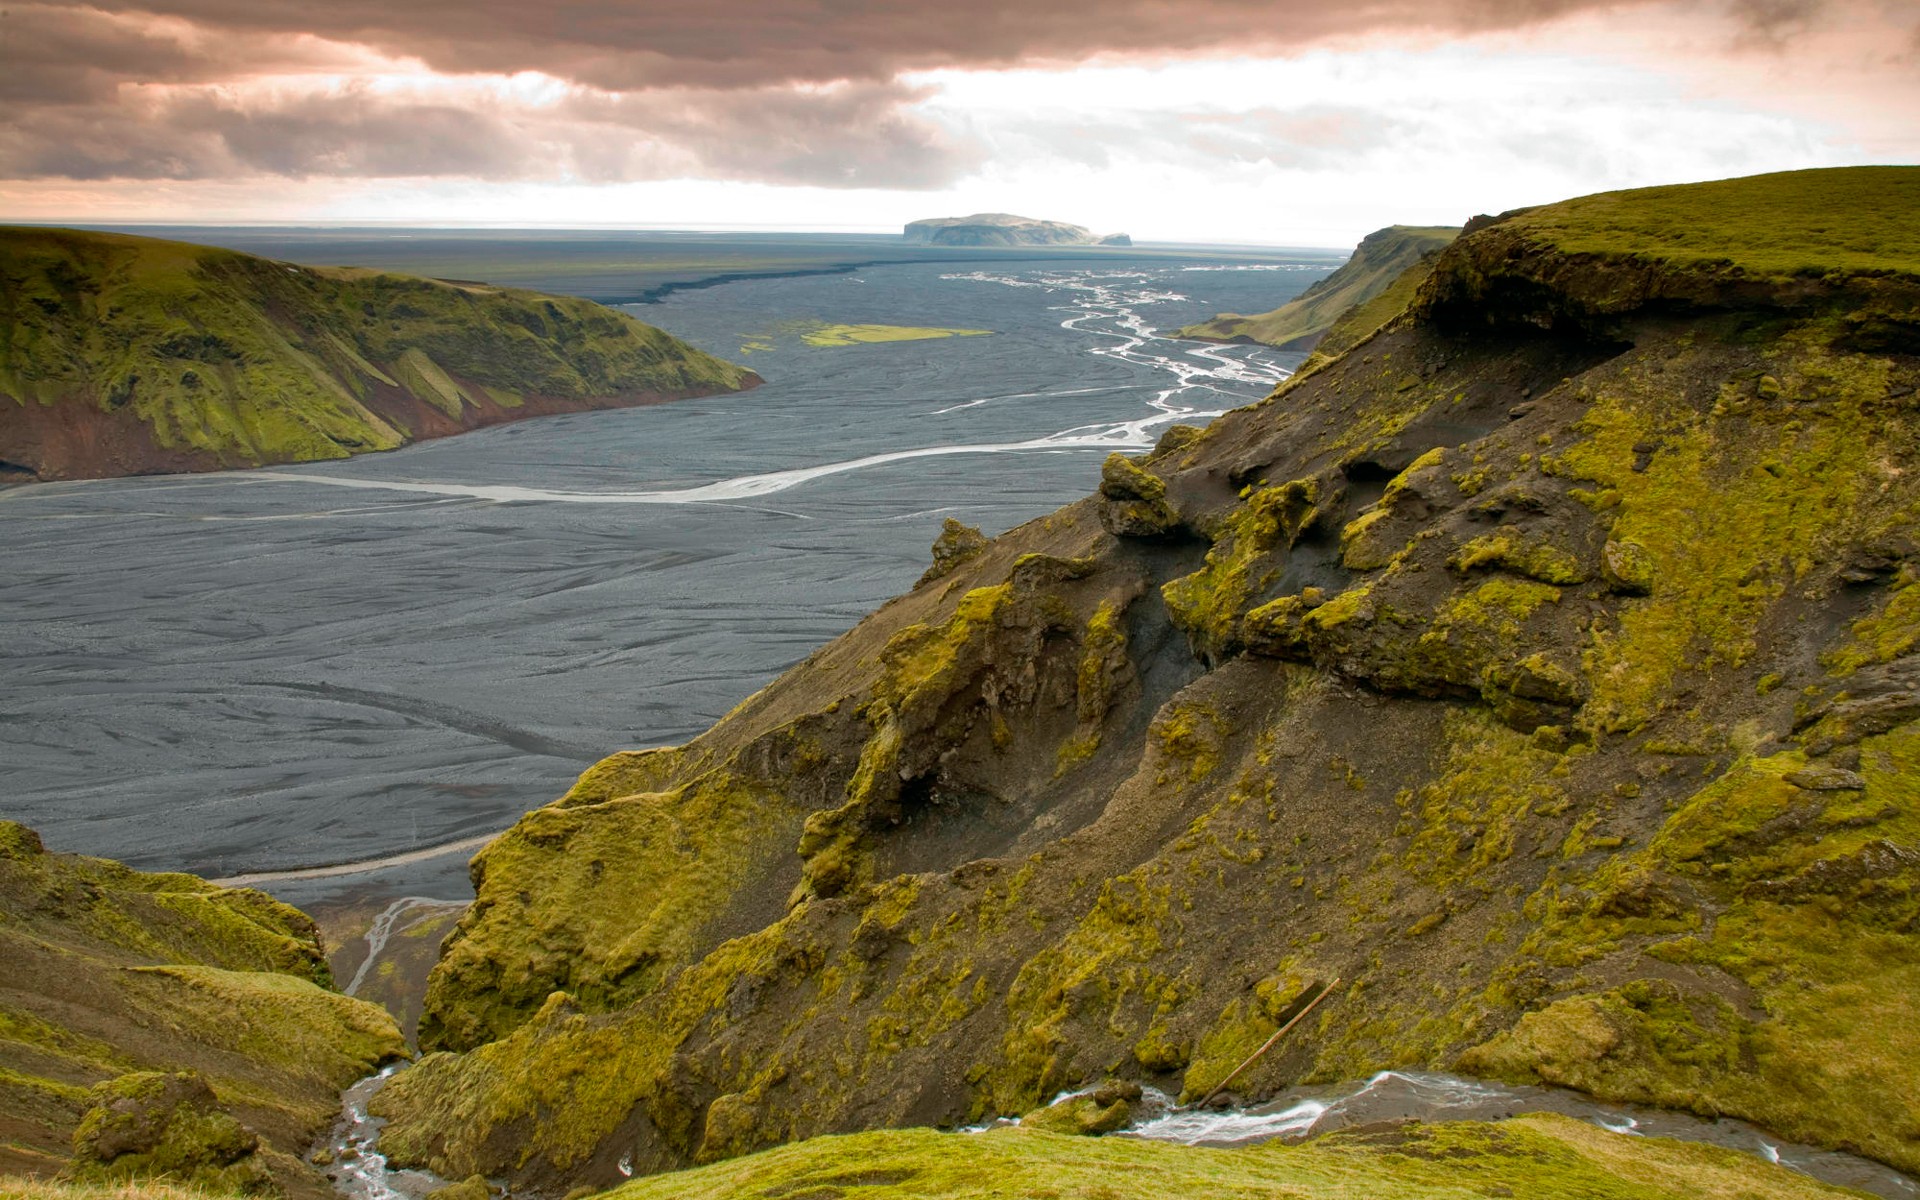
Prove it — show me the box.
[1124,1071,1919,1199]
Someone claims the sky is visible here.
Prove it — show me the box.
[1,0,1915,246]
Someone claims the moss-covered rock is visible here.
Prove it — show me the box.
[918,518,990,586]
[1019,1080,1141,1135]
[70,1071,271,1194]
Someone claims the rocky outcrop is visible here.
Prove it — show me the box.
[0,227,759,482]
[902,214,1127,248]
[374,167,1920,1193]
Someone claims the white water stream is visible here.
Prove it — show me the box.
[1120,1071,1918,1199]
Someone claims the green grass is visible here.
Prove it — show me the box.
[1506,166,1920,276]
[597,1117,1859,1200]
[0,226,753,475]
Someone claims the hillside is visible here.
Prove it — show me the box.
[0,822,402,1197]
[1176,224,1458,349]
[348,166,1920,1192]
[902,214,1128,247]
[0,227,757,482]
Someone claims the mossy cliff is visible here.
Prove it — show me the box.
[0,822,404,1196]
[1176,224,1459,350]
[372,166,1920,1193]
[0,227,757,482]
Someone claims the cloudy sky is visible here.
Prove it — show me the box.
[1,0,1914,244]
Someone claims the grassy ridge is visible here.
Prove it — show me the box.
[0,226,754,480]
[0,822,402,1194]
[1504,166,1920,276]
[1176,225,1457,348]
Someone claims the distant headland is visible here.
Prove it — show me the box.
[903,212,1131,247]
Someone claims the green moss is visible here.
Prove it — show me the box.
[69,1071,271,1195]
[1400,709,1567,892]
[1164,479,1327,658]
[1448,527,1588,586]
[0,829,403,1190]
[420,760,803,1049]
[1557,332,1909,734]
[0,226,753,476]
[1825,572,1920,673]
[1472,723,1920,1173]
[1180,972,1310,1102]
[874,586,1013,716]
[600,1115,1856,1200]
[1338,508,1401,570]
[1150,700,1227,784]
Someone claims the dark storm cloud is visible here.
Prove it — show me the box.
[0,77,980,188]
[11,0,1654,97]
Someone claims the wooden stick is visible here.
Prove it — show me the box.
[1197,977,1341,1110]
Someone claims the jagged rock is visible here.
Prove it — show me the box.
[1097,452,1182,538]
[918,517,989,586]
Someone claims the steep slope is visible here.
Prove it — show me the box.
[0,822,404,1196]
[0,227,757,482]
[374,166,1920,1193]
[1177,225,1458,349]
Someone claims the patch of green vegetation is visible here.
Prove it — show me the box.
[600,1115,1857,1200]
[1556,330,1910,734]
[1504,166,1920,277]
[988,866,1184,1113]
[418,759,805,1050]
[1467,722,1920,1173]
[799,323,992,347]
[381,911,818,1178]
[0,822,403,1190]
[1449,527,1588,586]
[1825,570,1920,674]
[69,1071,272,1195]
[0,226,753,477]
[1178,226,1458,349]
